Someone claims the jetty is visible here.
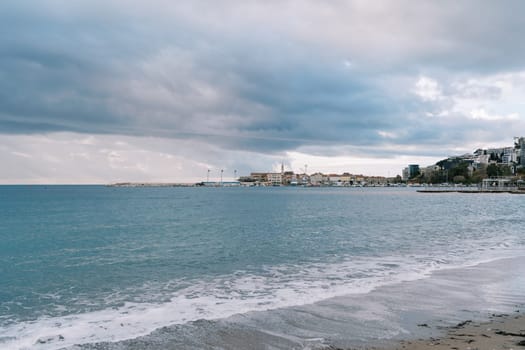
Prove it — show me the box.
[108,182,197,187]
[417,177,525,194]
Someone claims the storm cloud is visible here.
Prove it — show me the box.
[1,1,525,182]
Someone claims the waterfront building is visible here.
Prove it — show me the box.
[481,177,514,191]
[328,174,343,186]
[340,173,352,184]
[401,165,420,181]
[402,167,409,181]
[267,172,283,186]
[408,164,420,178]
[354,175,365,184]
[365,176,387,186]
[250,172,268,183]
[295,173,309,185]
[282,171,295,185]
[309,172,324,186]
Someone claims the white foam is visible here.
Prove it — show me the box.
[2,238,525,350]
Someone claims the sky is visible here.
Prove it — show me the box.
[2,1,525,183]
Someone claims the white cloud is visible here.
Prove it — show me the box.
[445,73,525,127]
[413,76,443,101]
[468,108,519,121]
[377,130,397,139]
[11,151,32,158]
[286,151,442,177]
[0,132,284,184]
[416,72,525,131]
[343,59,354,68]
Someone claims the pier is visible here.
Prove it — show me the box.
[417,177,525,194]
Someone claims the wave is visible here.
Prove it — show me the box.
[2,238,525,350]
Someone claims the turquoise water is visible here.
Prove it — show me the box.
[1,186,525,349]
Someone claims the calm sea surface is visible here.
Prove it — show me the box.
[1,186,525,349]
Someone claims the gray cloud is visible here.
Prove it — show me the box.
[1,0,525,181]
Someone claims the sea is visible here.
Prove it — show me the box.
[1,185,525,350]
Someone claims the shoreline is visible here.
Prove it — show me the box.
[377,311,525,350]
[68,256,525,350]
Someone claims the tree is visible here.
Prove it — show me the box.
[448,161,469,179]
[486,163,512,177]
[486,163,500,177]
[430,169,447,184]
[500,165,512,176]
[453,175,466,183]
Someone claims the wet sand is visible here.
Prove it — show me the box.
[381,311,525,350]
[72,257,525,350]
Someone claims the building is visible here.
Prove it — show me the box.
[481,177,514,191]
[473,149,490,166]
[296,174,310,185]
[250,172,268,183]
[408,164,420,178]
[266,173,282,186]
[328,174,343,186]
[365,176,387,186]
[309,172,324,186]
[516,137,525,167]
[501,147,517,165]
[402,165,420,181]
[340,172,352,184]
[282,171,295,185]
[486,147,514,164]
[402,167,409,181]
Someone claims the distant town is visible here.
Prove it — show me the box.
[220,136,525,187]
[111,136,525,188]
[402,136,525,185]
[193,137,525,187]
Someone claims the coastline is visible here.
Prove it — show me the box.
[69,255,525,350]
[378,311,525,350]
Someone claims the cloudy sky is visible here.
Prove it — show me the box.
[2,1,525,183]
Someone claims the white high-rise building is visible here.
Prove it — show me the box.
[517,137,525,166]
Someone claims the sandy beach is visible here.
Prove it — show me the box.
[377,311,525,350]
